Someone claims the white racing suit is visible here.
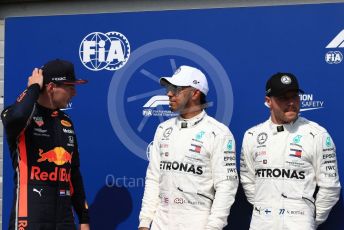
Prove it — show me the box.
[240,117,341,230]
[139,111,238,230]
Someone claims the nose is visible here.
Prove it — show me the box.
[287,98,294,105]
[286,96,300,107]
[167,89,174,97]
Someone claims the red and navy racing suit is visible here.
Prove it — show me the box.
[1,84,89,230]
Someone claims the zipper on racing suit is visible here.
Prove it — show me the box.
[281,193,316,218]
[177,187,214,201]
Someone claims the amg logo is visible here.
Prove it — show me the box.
[255,168,305,180]
[160,161,203,175]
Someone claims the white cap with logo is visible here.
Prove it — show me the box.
[160,65,209,95]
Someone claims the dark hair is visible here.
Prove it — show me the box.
[200,92,207,109]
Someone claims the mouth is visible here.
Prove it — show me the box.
[285,109,296,113]
[169,101,177,110]
[284,106,298,113]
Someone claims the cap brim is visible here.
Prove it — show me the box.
[270,88,304,97]
[159,77,189,87]
[61,79,88,85]
[159,78,170,86]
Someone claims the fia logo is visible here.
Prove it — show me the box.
[325,29,344,64]
[325,51,343,64]
[142,109,153,117]
[79,31,130,71]
[141,95,177,118]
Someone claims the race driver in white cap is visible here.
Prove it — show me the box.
[139,65,238,230]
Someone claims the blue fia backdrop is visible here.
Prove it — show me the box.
[3,3,344,229]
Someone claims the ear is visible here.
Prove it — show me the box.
[45,82,55,93]
[192,89,201,100]
[265,96,272,108]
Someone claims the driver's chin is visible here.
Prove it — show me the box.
[169,101,183,113]
[169,103,177,112]
[284,111,298,123]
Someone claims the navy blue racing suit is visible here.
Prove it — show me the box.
[1,84,89,230]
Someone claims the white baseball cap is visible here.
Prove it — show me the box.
[160,65,209,95]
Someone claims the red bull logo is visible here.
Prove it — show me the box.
[30,166,71,182]
[37,147,72,165]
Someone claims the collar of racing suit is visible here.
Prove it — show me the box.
[175,110,206,129]
[36,103,60,117]
[268,116,300,135]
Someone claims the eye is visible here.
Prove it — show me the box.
[166,85,177,94]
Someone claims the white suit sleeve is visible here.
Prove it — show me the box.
[138,126,162,228]
[314,132,341,226]
[206,131,238,230]
[240,131,256,205]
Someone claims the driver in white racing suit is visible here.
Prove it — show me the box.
[139,65,238,230]
[240,72,341,229]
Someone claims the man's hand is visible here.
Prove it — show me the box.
[79,223,90,230]
[28,68,43,89]
[138,228,149,230]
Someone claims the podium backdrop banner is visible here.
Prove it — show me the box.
[3,3,344,229]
